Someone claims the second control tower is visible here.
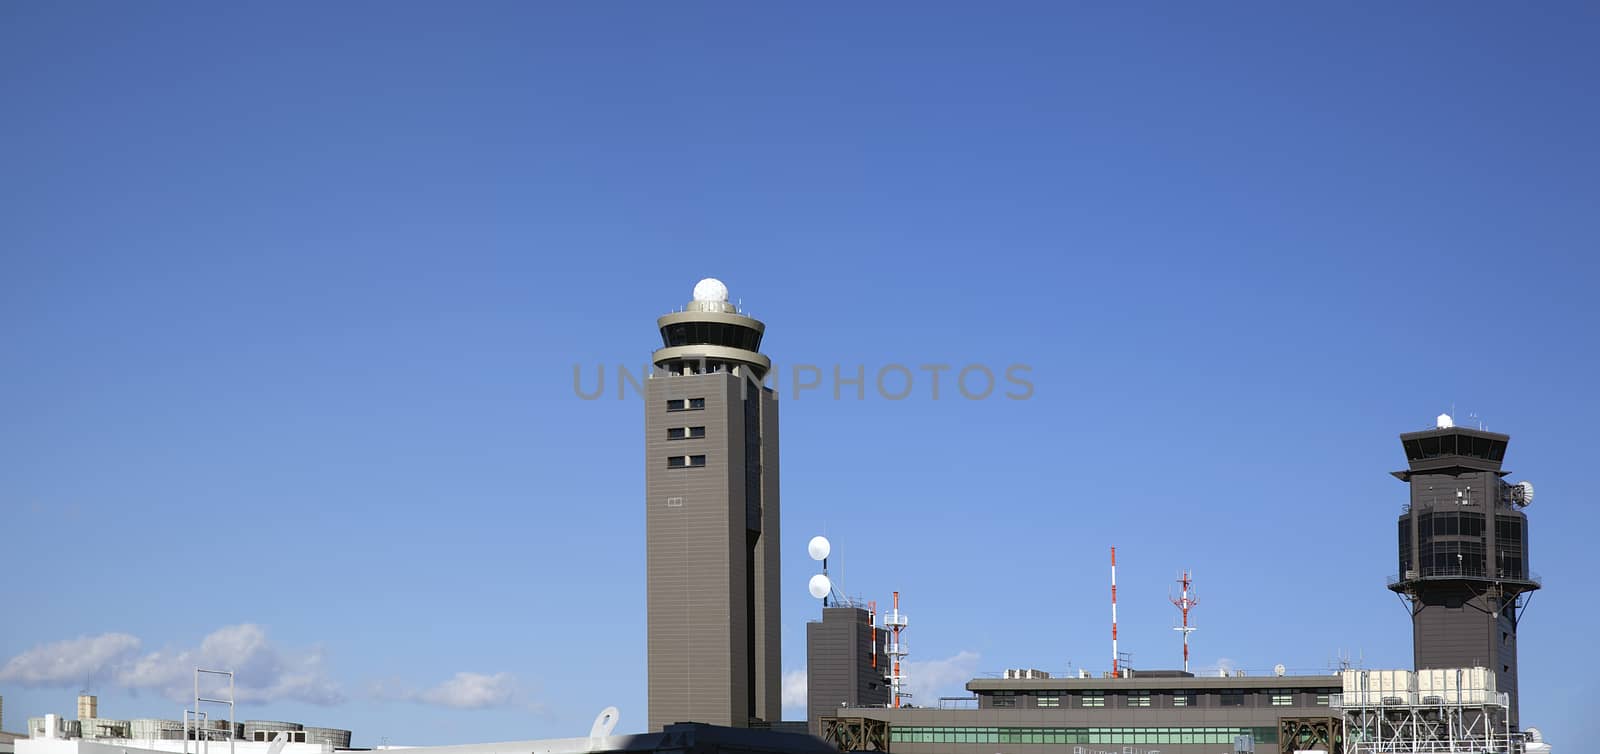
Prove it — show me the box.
[1389,414,1539,726]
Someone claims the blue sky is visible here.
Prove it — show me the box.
[3,1,1597,747]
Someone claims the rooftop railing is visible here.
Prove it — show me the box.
[1387,569,1541,587]
[1330,691,1509,709]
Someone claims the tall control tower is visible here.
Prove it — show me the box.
[1389,414,1539,726]
[646,278,781,731]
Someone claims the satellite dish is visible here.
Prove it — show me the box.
[808,573,832,599]
[1513,481,1534,507]
[1274,663,1286,677]
[1436,413,1454,429]
[808,535,832,561]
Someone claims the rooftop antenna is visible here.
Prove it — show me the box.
[1170,570,1200,673]
[807,536,833,606]
[1332,648,1365,672]
[1110,546,1120,677]
[868,600,879,671]
[884,591,910,707]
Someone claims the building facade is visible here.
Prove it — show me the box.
[646,279,781,731]
[807,606,889,734]
[827,673,1341,754]
[1387,420,1538,726]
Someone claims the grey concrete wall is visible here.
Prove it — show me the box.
[807,608,888,734]
[753,387,782,724]
[646,372,780,731]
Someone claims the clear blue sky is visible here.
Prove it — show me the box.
[3,1,1597,747]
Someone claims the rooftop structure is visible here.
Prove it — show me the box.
[806,606,888,735]
[1333,667,1523,753]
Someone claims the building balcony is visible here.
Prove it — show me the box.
[1386,568,1541,591]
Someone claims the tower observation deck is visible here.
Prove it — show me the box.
[1388,415,1538,727]
[652,278,771,380]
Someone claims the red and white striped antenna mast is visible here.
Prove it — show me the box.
[1110,547,1120,677]
[1170,570,1200,673]
[884,591,910,707]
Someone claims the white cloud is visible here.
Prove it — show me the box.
[0,625,342,706]
[421,672,517,709]
[0,633,141,686]
[371,672,521,710]
[902,650,981,702]
[1201,657,1237,677]
[781,669,807,713]
[117,624,342,706]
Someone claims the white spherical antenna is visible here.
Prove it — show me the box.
[1514,480,1534,507]
[1436,413,1454,429]
[808,573,832,599]
[808,535,832,561]
[1273,663,1286,677]
[692,278,729,303]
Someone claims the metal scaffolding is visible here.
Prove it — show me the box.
[819,716,890,753]
[1333,690,1524,753]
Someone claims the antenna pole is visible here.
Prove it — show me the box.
[868,601,878,670]
[1170,570,1200,673]
[885,591,909,708]
[893,591,901,706]
[1111,547,1119,677]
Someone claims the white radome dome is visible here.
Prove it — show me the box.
[693,278,729,303]
[808,535,832,561]
[808,573,832,599]
[1436,413,1455,429]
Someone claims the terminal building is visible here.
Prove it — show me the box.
[821,670,1343,753]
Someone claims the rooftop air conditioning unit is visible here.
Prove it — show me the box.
[1004,668,1050,679]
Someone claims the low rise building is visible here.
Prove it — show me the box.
[825,670,1340,753]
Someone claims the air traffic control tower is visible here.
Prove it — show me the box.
[1389,414,1539,726]
[646,278,781,732]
